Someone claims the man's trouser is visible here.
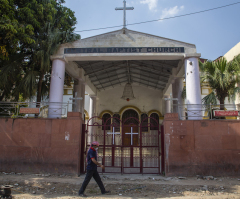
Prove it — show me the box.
[79,169,105,194]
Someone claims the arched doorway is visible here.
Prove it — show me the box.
[122,109,139,146]
[122,109,140,172]
[85,109,161,174]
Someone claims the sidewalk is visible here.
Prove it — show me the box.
[0,172,239,198]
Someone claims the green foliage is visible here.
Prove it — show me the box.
[0,0,35,57]
[202,91,218,105]
[0,45,8,60]
[0,0,80,101]
[200,56,240,108]
[181,86,186,100]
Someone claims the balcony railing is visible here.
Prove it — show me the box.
[172,104,240,120]
[0,102,75,118]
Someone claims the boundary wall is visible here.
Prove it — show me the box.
[0,112,83,175]
[163,113,240,176]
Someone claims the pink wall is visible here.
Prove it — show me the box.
[1,112,239,176]
[163,113,240,176]
[0,112,83,175]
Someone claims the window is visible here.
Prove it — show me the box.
[150,113,159,130]
[113,114,120,132]
[122,109,139,125]
[141,114,148,132]
[102,113,111,130]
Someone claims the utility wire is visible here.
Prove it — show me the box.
[74,1,240,33]
[1,1,240,65]
[0,1,239,37]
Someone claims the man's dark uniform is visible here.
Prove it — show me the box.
[79,147,106,194]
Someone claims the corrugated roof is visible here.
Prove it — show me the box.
[75,60,179,91]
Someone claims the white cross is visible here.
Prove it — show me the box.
[107,127,120,145]
[125,127,138,145]
[115,0,134,29]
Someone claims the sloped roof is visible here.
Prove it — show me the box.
[63,29,197,91]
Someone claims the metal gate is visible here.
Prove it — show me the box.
[84,116,163,174]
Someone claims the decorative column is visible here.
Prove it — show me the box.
[172,78,183,117]
[81,82,85,119]
[89,95,97,143]
[89,95,97,118]
[48,59,65,118]
[184,57,202,120]
[73,79,85,118]
[164,94,171,114]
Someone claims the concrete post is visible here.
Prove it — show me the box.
[172,78,183,116]
[89,95,97,143]
[73,79,85,119]
[80,82,85,119]
[164,94,171,114]
[48,59,65,118]
[184,57,202,120]
[89,95,97,118]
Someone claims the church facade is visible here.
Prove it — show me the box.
[48,28,202,174]
[1,29,240,176]
[50,28,202,121]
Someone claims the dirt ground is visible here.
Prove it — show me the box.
[0,172,240,199]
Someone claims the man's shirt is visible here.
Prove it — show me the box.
[87,147,97,170]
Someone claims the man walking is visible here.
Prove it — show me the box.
[79,141,110,197]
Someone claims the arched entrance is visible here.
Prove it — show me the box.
[122,109,140,172]
[85,110,162,174]
[122,109,139,146]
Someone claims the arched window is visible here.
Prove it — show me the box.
[102,113,111,130]
[113,114,120,132]
[150,113,159,130]
[141,113,148,132]
[122,109,139,125]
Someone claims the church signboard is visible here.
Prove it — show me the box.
[64,47,185,54]
[214,110,239,117]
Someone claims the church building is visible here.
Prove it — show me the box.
[1,1,240,177]
[49,26,202,174]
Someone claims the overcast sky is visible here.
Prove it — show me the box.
[64,0,240,60]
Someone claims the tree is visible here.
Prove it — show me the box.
[0,0,80,102]
[0,0,35,59]
[21,0,80,104]
[200,55,240,110]
[0,0,37,100]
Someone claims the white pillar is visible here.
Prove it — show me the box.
[89,95,97,143]
[80,82,85,119]
[89,95,97,118]
[172,78,183,116]
[73,79,85,118]
[185,57,202,120]
[48,59,65,118]
[164,94,171,114]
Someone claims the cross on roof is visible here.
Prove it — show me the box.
[115,0,134,29]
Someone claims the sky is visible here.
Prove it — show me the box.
[64,0,240,60]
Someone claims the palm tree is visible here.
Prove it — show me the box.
[200,56,240,110]
[21,23,79,106]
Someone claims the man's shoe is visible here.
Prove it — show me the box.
[79,193,87,197]
[102,190,111,194]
